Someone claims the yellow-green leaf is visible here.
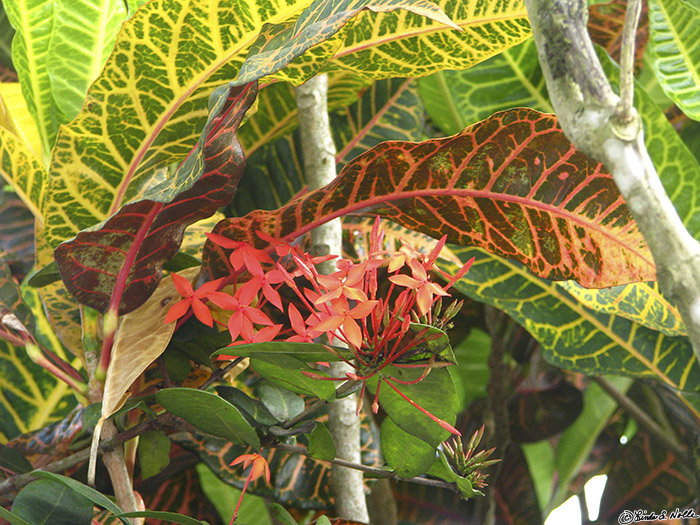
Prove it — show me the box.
[0,82,43,161]
[3,0,55,161]
[47,0,127,121]
[649,0,700,121]
[0,126,46,222]
[271,0,531,84]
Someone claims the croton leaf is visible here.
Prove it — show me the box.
[418,38,551,135]
[0,81,43,162]
[0,187,34,280]
[42,0,528,251]
[233,0,458,87]
[204,108,654,289]
[508,381,583,443]
[599,431,697,521]
[588,0,648,73]
[448,247,700,394]
[649,0,700,121]
[54,82,256,315]
[233,77,424,218]
[46,0,127,122]
[2,0,55,159]
[0,126,47,222]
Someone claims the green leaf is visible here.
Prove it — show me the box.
[250,354,337,402]
[137,430,171,480]
[156,388,260,449]
[308,422,336,462]
[521,440,556,512]
[0,506,31,525]
[205,109,653,289]
[211,341,351,362]
[552,376,633,508]
[11,479,92,525]
[258,381,305,422]
[268,503,299,525]
[118,511,209,525]
[26,261,61,288]
[381,417,435,477]
[403,323,455,364]
[419,39,551,135]
[47,0,127,121]
[215,386,278,426]
[649,0,700,121]
[0,4,15,71]
[3,0,55,159]
[0,443,33,474]
[369,365,459,446]
[54,82,256,315]
[450,327,490,411]
[31,471,128,522]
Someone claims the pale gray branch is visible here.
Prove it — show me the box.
[525,0,700,366]
[295,74,370,522]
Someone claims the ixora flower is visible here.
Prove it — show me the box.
[166,218,474,434]
[228,453,270,524]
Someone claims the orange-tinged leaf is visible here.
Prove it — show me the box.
[204,109,654,288]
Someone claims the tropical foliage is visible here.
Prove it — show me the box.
[0,0,698,523]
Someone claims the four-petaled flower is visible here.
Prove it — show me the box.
[228,452,270,524]
[388,258,449,316]
[164,274,224,327]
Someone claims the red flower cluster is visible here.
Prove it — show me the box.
[166,219,473,434]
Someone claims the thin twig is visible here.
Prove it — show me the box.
[616,0,642,122]
[273,442,459,493]
[593,376,689,460]
[282,380,360,429]
[198,357,245,391]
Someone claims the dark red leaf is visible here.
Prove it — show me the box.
[54,82,258,315]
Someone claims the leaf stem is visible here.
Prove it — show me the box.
[616,0,642,123]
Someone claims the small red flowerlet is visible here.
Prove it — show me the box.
[228,452,271,524]
[164,274,225,327]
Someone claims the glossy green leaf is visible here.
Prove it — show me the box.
[212,341,351,362]
[54,82,256,315]
[138,430,171,480]
[0,442,33,474]
[206,109,654,289]
[47,0,127,121]
[250,354,337,402]
[11,479,92,525]
[31,471,128,522]
[0,4,15,71]
[419,38,551,135]
[368,365,458,446]
[156,387,260,449]
[258,381,305,422]
[521,440,555,512]
[381,417,435,477]
[649,0,700,121]
[308,422,336,462]
[3,0,55,159]
[0,506,31,525]
[118,511,209,525]
[268,503,298,525]
[216,386,278,427]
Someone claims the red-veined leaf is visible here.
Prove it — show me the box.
[54,82,257,315]
[203,108,654,288]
